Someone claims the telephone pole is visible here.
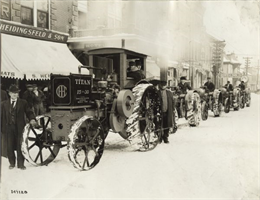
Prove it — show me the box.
[243,57,253,76]
[212,40,225,88]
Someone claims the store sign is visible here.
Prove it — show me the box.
[0,0,10,20]
[0,20,68,43]
[26,73,51,80]
[84,43,104,49]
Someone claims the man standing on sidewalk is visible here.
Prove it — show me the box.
[1,85,36,170]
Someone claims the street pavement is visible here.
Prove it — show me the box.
[1,94,259,200]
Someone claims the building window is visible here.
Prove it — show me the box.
[78,1,88,29]
[20,0,49,29]
[21,6,33,25]
[37,10,48,28]
[107,2,122,28]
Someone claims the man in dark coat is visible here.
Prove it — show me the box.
[177,76,191,94]
[224,81,234,92]
[204,77,215,92]
[1,85,36,170]
[239,81,246,91]
[1,89,8,101]
[159,80,176,143]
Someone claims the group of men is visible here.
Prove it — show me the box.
[22,84,46,116]
[224,80,246,92]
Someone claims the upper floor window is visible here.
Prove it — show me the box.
[78,1,88,29]
[20,0,49,29]
[107,2,122,28]
[21,6,33,25]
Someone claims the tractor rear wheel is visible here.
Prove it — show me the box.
[67,116,106,171]
[224,98,230,113]
[185,91,201,127]
[179,99,186,118]
[201,101,208,121]
[21,115,61,166]
[240,96,245,109]
[126,83,161,151]
[246,95,251,107]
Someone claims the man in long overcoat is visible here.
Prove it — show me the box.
[1,85,36,170]
[159,80,176,143]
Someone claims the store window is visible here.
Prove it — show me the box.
[21,6,33,25]
[20,0,49,28]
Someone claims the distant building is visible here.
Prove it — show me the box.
[222,53,242,86]
[68,1,221,88]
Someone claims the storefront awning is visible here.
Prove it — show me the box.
[1,34,86,80]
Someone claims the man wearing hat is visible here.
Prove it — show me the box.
[238,81,246,91]
[159,80,176,143]
[204,77,215,92]
[177,76,191,94]
[127,60,145,81]
[22,84,35,111]
[1,84,36,170]
[32,84,46,115]
[224,81,234,92]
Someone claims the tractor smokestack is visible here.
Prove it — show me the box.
[121,39,125,48]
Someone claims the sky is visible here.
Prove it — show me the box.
[203,1,259,68]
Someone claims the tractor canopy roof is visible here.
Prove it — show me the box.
[87,47,147,59]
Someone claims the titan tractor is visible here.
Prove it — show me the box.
[21,48,166,171]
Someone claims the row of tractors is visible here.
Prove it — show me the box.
[20,48,251,171]
[172,84,251,125]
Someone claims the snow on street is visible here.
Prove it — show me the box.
[1,94,259,200]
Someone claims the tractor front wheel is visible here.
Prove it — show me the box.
[21,115,61,166]
[67,116,106,171]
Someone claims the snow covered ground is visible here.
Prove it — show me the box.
[1,94,259,200]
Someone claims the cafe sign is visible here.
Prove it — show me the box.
[0,20,68,43]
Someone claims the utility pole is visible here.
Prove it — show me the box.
[243,57,253,76]
[212,40,225,88]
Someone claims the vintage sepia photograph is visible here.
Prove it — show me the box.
[0,0,259,199]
